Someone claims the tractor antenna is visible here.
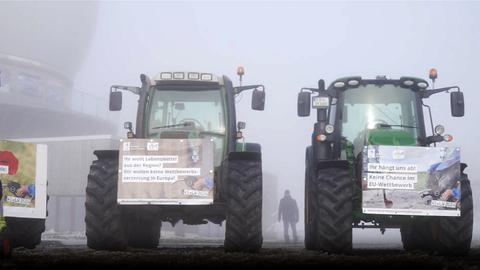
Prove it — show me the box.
[237,66,245,86]
[429,68,438,89]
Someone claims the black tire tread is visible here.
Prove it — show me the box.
[437,173,473,255]
[85,158,127,250]
[400,172,473,255]
[315,167,353,253]
[5,217,45,249]
[400,219,435,252]
[224,157,263,252]
[304,147,317,250]
[126,207,161,249]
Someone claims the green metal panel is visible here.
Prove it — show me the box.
[235,141,245,152]
[367,129,416,146]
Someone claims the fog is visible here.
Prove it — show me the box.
[1,1,480,245]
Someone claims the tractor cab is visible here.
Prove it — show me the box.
[339,77,425,157]
[109,71,265,167]
[297,71,471,255]
[298,74,464,160]
[146,74,227,167]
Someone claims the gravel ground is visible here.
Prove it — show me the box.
[2,238,480,270]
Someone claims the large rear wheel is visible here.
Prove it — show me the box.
[400,170,473,255]
[400,219,435,252]
[436,172,473,255]
[225,152,263,252]
[126,207,161,249]
[5,217,45,249]
[85,157,127,250]
[315,165,352,253]
[304,147,317,250]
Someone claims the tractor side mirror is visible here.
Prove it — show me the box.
[124,121,132,131]
[109,91,122,111]
[450,91,464,117]
[297,91,311,117]
[252,89,265,111]
[237,121,246,130]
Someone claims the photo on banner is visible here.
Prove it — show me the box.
[362,145,461,217]
[0,140,47,219]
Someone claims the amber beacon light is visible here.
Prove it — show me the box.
[429,68,438,81]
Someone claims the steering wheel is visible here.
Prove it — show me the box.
[179,118,204,130]
[371,118,391,129]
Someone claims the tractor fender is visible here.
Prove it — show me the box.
[461,162,467,173]
[93,150,119,160]
[223,152,262,195]
[315,160,350,170]
[245,143,261,153]
[228,151,261,162]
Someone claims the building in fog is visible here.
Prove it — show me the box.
[0,2,117,233]
[0,2,113,139]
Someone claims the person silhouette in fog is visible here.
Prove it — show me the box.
[278,189,299,243]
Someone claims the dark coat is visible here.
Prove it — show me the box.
[278,195,299,222]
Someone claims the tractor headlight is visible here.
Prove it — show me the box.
[348,80,359,86]
[201,73,213,80]
[334,81,345,88]
[417,82,428,88]
[403,80,414,86]
[316,134,327,141]
[173,72,185,79]
[434,125,445,135]
[160,72,173,80]
[325,124,334,134]
[188,72,200,80]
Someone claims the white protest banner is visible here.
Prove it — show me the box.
[362,145,461,217]
[118,138,214,205]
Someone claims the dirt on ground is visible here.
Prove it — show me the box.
[1,241,480,270]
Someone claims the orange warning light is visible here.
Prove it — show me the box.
[429,68,438,80]
[315,134,327,141]
[237,66,245,76]
[443,134,453,142]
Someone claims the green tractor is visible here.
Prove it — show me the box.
[85,69,265,252]
[298,71,472,255]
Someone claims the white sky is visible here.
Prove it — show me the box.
[75,1,480,238]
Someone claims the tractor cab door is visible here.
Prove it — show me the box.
[146,88,227,167]
[340,84,422,157]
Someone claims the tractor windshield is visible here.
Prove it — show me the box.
[341,84,420,155]
[146,89,226,166]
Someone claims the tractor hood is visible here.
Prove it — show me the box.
[367,128,416,146]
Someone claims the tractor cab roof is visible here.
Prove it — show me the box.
[152,71,223,84]
[328,76,429,93]
[152,71,225,90]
